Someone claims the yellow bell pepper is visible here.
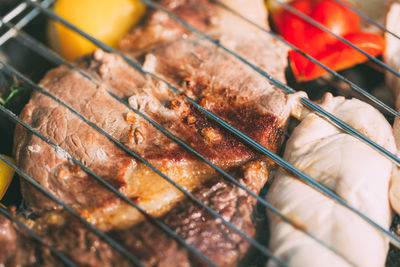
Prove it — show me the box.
[0,154,15,200]
[48,0,146,61]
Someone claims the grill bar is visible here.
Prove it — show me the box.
[0,199,77,267]
[1,2,29,24]
[332,0,400,40]
[0,0,31,44]
[212,0,400,119]
[0,119,145,267]
[23,0,400,250]
[272,0,400,78]
[0,0,53,46]
[0,17,355,266]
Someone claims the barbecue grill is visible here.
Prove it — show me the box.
[0,0,399,266]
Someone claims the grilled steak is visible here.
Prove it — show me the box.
[11,0,306,265]
[14,42,298,230]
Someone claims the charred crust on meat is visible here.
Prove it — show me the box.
[185,79,207,97]
[185,114,197,124]
[125,112,137,123]
[167,98,182,110]
[200,127,222,143]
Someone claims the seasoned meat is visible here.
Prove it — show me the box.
[12,0,305,265]
[266,93,396,267]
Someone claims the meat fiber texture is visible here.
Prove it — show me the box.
[266,93,397,267]
[384,1,400,216]
[10,0,307,266]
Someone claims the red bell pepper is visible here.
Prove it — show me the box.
[270,0,385,82]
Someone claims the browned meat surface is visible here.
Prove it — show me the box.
[1,159,271,267]
[10,0,303,265]
[113,159,272,267]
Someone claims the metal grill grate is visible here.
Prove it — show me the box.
[0,0,399,266]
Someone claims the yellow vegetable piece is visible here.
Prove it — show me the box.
[48,0,146,61]
[0,155,15,200]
